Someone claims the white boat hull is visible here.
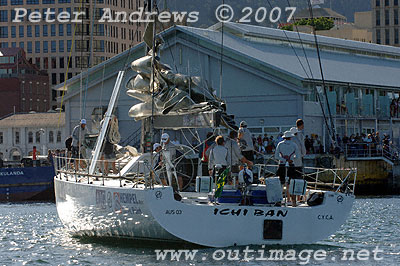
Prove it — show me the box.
[55,176,354,247]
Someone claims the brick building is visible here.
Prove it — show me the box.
[0,47,49,117]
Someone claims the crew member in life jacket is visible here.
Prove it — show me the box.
[238,121,254,162]
[199,132,215,175]
[208,136,228,181]
[275,131,301,206]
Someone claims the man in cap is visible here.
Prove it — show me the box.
[160,133,183,191]
[71,119,87,170]
[275,130,301,206]
[152,143,167,186]
[238,121,254,162]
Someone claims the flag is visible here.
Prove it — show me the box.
[310,0,324,5]
[214,168,230,198]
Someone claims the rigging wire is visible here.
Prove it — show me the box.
[306,0,337,143]
[58,0,84,128]
[218,0,225,100]
[284,0,336,146]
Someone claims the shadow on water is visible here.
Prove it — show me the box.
[74,234,343,252]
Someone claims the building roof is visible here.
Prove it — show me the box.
[56,22,400,97]
[295,7,347,20]
[0,48,23,57]
[0,112,65,128]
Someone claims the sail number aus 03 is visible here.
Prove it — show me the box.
[165,209,183,215]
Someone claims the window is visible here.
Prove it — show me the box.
[377,29,381,44]
[59,57,64,68]
[67,40,72,52]
[0,0,7,6]
[0,10,7,22]
[385,29,390,44]
[0,132,3,144]
[51,73,57,85]
[35,131,41,143]
[396,29,399,44]
[27,25,32,37]
[57,131,61,143]
[51,57,56,68]
[27,0,39,3]
[15,131,20,144]
[60,73,65,83]
[67,24,71,36]
[11,42,16,47]
[27,41,32,53]
[376,11,381,26]
[35,25,39,37]
[43,25,48,37]
[0,26,7,38]
[11,0,23,5]
[28,132,33,143]
[11,26,16,38]
[44,57,48,69]
[43,41,48,53]
[59,40,64,52]
[35,57,40,68]
[385,10,390,25]
[396,0,399,6]
[35,41,40,53]
[19,25,23,37]
[51,40,56,53]
[68,72,72,79]
[19,41,23,48]
[59,24,63,36]
[59,0,71,3]
[43,0,55,4]
[385,0,389,6]
[49,131,54,143]
[51,24,56,36]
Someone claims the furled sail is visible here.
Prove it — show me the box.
[126,48,237,130]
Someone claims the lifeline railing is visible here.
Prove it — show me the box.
[53,156,158,188]
[255,164,357,194]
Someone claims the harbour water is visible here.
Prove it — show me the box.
[0,197,399,265]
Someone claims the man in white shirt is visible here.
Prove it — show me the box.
[208,136,228,180]
[161,133,182,191]
[225,131,253,183]
[275,131,301,206]
[238,121,254,162]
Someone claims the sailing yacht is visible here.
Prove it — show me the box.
[54,2,357,248]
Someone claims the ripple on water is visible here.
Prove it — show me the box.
[0,199,399,265]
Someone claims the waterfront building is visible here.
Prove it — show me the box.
[56,22,400,149]
[0,47,49,117]
[0,0,146,110]
[0,112,65,161]
[372,0,400,46]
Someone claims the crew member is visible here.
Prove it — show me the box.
[161,133,183,191]
[238,121,254,161]
[208,136,228,181]
[71,119,87,170]
[275,131,301,207]
[199,132,215,175]
[225,131,253,183]
[153,143,167,186]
